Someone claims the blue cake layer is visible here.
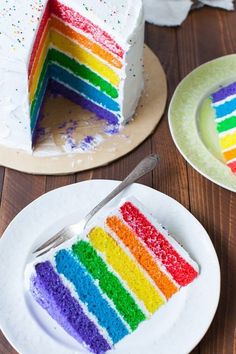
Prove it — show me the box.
[55,250,129,344]
[214,97,236,118]
[30,62,120,132]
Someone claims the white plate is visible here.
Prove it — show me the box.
[0,180,220,354]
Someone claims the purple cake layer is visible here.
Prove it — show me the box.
[49,79,120,125]
[30,261,111,354]
[211,82,236,103]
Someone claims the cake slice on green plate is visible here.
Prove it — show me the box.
[211,82,236,174]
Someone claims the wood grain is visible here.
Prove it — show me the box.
[0,170,46,235]
[146,24,190,209]
[0,6,236,354]
[45,175,76,192]
[0,167,4,205]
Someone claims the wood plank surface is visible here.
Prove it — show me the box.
[0,5,235,354]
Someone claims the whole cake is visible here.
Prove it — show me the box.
[27,198,199,354]
[0,0,144,151]
[211,82,236,174]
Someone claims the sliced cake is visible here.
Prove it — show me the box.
[211,82,236,174]
[26,197,199,354]
[0,0,144,150]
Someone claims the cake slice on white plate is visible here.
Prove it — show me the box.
[26,197,199,354]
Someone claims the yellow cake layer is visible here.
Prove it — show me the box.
[106,216,178,300]
[29,29,120,103]
[89,227,165,314]
[51,16,123,69]
[220,130,236,150]
[29,19,51,87]
[29,34,50,103]
[50,30,120,86]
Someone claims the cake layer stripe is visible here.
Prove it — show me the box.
[55,250,129,344]
[219,130,236,150]
[31,74,49,132]
[211,82,236,103]
[30,62,120,124]
[120,202,198,286]
[49,80,119,125]
[51,0,125,58]
[28,2,51,76]
[29,19,50,86]
[50,64,120,111]
[214,97,236,118]
[217,116,236,133]
[31,261,110,354]
[30,29,121,103]
[31,74,120,134]
[89,227,165,314]
[31,93,47,145]
[50,30,120,86]
[227,159,236,173]
[30,55,50,129]
[223,147,236,162]
[30,30,121,105]
[49,48,118,98]
[72,241,146,330]
[29,35,50,101]
[51,16,123,69]
[106,216,178,300]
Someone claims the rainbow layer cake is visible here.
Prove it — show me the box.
[27,197,199,354]
[0,0,144,150]
[211,82,236,174]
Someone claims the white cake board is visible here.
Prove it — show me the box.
[0,46,167,175]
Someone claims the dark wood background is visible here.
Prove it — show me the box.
[0,5,236,354]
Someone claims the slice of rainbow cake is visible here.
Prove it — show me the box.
[27,198,199,353]
[211,82,236,174]
[28,0,144,146]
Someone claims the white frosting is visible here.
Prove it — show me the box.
[0,0,144,154]
[61,0,143,49]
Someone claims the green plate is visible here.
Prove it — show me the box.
[169,54,236,192]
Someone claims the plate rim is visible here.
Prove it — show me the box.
[0,180,221,354]
[168,54,236,193]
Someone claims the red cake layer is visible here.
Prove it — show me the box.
[228,159,236,174]
[28,1,51,77]
[120,202,198,286]
[51,0,124,59]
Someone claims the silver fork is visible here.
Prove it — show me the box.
[33,154,160,257]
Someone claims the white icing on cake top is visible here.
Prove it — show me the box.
[62,0,143,47]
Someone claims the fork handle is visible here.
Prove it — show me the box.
[84,154,160,227]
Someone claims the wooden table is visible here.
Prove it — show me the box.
[0,5,236,354]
